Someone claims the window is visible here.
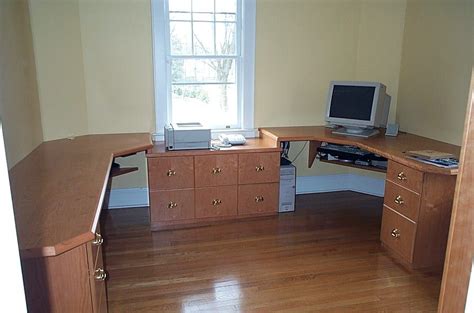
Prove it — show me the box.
[152,0,256,136]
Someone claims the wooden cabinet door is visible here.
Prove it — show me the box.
[238,152,280,184]
[148,156,194,190]
[380,206,417,262]
[195,154,238,187]
[150,189,195,222]
[238,183,279,216]
[195,186,237,218]
[384,180,421,222]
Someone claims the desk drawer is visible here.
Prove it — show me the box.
[386,161,423,193]
[381,206,416,262]
[195,186,237,218]
[148,156,194,190]
[238,183,279,215]
[150,189,195,221]
[238,152,280,184]
[195,154,238,187]
[384,180,421,222]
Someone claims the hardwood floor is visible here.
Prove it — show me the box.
[101,191,440,312]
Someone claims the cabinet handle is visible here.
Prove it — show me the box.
[212,199,222,206]
[397,171,407,181]
[255,195,264,203]
[167,169,176,177]
[255,165,265,172]
[167,201,177,209]
[394,195,404,205]
[212,167,222,175]
[94,268,107,281]
[92,232,103,246]
[391,228,401,239]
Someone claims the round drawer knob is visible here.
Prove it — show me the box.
[167,169,176,177]
[391,228,401,239]
[255,195,264,203]
[92,232,103,246]
[397,172,407,181]
[212,199,222,206]
[94,268,107,281]
[255,165,265,172]
[168,201,177,209]
[394,195,404,205]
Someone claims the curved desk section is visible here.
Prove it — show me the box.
[259,126,460,175]
[9,133,153,259]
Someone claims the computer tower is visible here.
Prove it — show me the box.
[279,164,296,213]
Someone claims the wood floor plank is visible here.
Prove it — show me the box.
[102,191,440,313]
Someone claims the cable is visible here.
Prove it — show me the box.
[291,141,308,163]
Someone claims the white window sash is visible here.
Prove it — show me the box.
[152,0,256,140]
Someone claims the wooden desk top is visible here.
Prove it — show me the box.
[9,133,153,258]
[146,138,281,157]
[260,126,461,175]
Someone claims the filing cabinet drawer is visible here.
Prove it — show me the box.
[150,189,195,221]
[238,183,279,215]
[386,161,424,193]
[195,186,237,218]
[195,154,238,187]
[87,235,107,313]
[380,206,416,262]
[238,152,280,184]
[148,156,194,190]
[384,180,421,222]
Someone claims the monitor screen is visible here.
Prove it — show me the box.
[328,85,375,121]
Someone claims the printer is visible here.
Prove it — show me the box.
[164,122,211,150]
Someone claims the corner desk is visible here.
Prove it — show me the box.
[259,126,460,269]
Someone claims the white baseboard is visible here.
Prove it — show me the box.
[108,188,149,209]
[107,174,384,209]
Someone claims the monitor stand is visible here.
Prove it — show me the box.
[332,126,380,138]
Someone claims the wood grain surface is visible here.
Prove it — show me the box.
[9,133,152,258]
[260,126,460,175]
[101,192,441,312]
[438,70,474,312]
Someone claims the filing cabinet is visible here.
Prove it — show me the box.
[381,160,456,268]
[147,143,281,230]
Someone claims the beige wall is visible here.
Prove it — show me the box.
[0,0,43,168]
[397,0,474,145]
[28,0,88,141]
[255,0,406,177]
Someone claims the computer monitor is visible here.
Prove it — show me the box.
[325,81,391,137]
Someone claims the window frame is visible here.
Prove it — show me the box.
[151,0,256,139]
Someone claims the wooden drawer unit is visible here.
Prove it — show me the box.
[147,142,281,230]
[150,189,195,222]
[87,238,107,313]
[238,152,280,184]
[384,180,421,222]
[195,154,238,187]
[238,183,279,216]
[380,206,416,262]
[148,156,194,190]
[195,186,237,218]
[386,160,424,193]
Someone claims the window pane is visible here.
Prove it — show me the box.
[192,0,214,13]
[170,21,192,55]
[216,13,236,22]
[193,22,215,55]
[216,23,236,55]
[215,0,236,13]
[169,0,191,12]
[171,58,236,83]
[170,12,191,20]
[171,84,238,127]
